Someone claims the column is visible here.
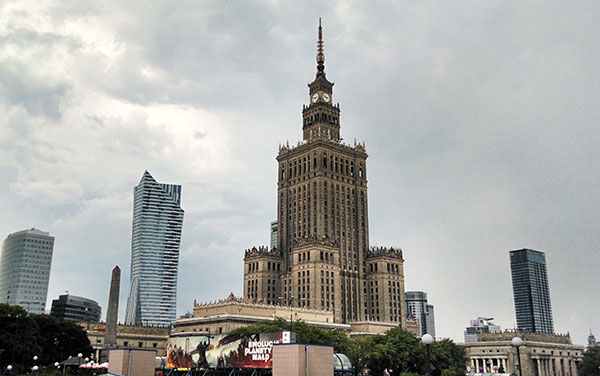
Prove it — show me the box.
[502,358,507,373]
[470,358,475,373]
[537,359,543,376]
[571,360,578,376]
[554,358,561,376]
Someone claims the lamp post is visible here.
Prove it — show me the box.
[32,355,38,374]
[511,337,523,376]
[7,365,12,375]
[77,353,83,375]
[422,334,434,376]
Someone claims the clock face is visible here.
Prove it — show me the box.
[312,93,319,103]
[323,93,330,102]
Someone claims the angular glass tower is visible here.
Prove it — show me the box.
[510,248,554,334]
[0,228,55,314]
[125,171,184,326]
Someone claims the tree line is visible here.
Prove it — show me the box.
[231,317,467,376]
[0,304,93,374]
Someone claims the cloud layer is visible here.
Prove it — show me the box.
[0,1,598,345]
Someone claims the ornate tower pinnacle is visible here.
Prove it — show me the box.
[317,17,325,76]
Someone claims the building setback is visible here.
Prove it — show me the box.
[242,20,407,327]
[510,249,554,334]
[125,171,184,326]
[50,294,101,322]
[0,228,54,314]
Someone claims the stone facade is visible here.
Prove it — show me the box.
[464,332,583,376]
[84,322,169,359]
[105,265,121,348]
[242,19,407,328]
[172,293,348,335]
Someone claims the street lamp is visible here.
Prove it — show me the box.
[7,365,12,375]
[32,355,38,374]
[511,337,523,376]
[77,353,83,374]
[422,334,434,376]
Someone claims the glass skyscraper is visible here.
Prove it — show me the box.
[0,228,55,314]
[125,171,184,326]
[510,248,554,334]
[405,291,436,337]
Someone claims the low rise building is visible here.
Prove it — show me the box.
[172,293,420,339]
[464,331,583,376]
[83,322,170,360]
[172,293,348,335]
[464,317,501,343]
[50,294,101,322]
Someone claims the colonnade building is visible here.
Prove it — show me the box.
[464,331,583,376]
[242,20,408,328]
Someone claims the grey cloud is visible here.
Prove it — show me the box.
[0,59,70,119]
[0,0,598,346]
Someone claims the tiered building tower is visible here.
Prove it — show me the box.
[244,20,406,327]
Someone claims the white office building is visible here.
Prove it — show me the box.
[0,228,55,314]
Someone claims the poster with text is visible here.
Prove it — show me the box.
[166,332,290,369]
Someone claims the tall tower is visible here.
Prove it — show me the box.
[0,228,54,314]
[105,265,121,347]
[125,171,184,326]
[510,248,554,334]
[244,20,406,326]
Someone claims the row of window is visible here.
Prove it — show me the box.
[280,152,364,181]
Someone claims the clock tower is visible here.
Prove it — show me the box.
[302,18,341,142]
[244,19,407,328]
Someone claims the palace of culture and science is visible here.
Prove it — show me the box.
[242,20,407,328]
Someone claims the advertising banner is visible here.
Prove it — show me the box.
[166,332,291,369]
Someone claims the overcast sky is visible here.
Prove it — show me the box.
[1,1,598,345]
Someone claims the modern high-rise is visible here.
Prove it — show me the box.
[50,294,101,322]
[243,20,407,326]
[270,221,278,250]
[405,291,436,337]
[125,171,184,326]
[0,228,55,314]
[510,248,554,334]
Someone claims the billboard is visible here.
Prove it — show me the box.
[166,332,292,369]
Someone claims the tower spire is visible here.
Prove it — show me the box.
[317,17,325,75]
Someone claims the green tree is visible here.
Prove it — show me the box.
[33,315,93,365]
[357,329,467,376]
[429,338,467,376]
[578,346,600,376]
[0,304,41,372]
[359,328,425,375]
[0,304,93,372]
